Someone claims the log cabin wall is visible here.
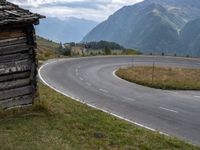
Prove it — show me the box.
[0,25,37,109]
[0,0,44,109]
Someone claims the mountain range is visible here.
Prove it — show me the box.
[36,17,98,43]
[82,0,200,56]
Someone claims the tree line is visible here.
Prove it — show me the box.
[85,41,124,50]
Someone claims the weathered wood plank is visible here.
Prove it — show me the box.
[0,52,30,63]
[0,43,32,55]
[0,30,26,40]
[0,59,32,75]
[0,78,30,90]
[0,71,30,82]
[0,86,33,100]
[0,95,33,109]
[0,37,27,47]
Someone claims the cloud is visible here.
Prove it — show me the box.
[8,0,143,21]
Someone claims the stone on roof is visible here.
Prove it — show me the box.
[0,0,45,26]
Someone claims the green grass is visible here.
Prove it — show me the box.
[122,49,142,55]
[0,83,199,149]
[116,66,200,90]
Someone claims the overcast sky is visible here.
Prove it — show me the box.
[8,0,143,22]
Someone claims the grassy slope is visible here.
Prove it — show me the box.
[116,66,200,90]
[36,36,61,61]
[0,83,199,150]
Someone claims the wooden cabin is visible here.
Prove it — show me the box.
[0,0,44,109]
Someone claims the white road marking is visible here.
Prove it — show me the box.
[159,107,178,113]
[86,82,91,86]
[123,97,136,101]
[99,89,108,93]
[112,69,144,86]
[112,70,133,84]
[38,59,169,138]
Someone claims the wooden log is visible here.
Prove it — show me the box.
[0,71,30,82]
[0,43,32,56]
[0,78,30,90]
[0,58,31,67]
[0,86,33,100]
[0,37,27,47]
[0,30,26,40]
[0,52,30,63]
[0,59,32,75]
[0,95,33,109]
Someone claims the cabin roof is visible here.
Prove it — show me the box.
[0,0,45,26]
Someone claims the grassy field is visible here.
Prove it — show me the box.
[0,83,199,150]
[122,49,142,55]
[116,66,200,90]
[36,36,62,60]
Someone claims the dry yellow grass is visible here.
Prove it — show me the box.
[116,66,200,90]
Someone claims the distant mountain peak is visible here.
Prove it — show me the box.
[82,0,200,56]
[143,3,167,14]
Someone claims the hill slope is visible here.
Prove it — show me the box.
[36,36,61,60]
[179,18,200,56]
[148,0,200,20]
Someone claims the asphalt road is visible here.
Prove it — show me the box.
[39,56,200,145]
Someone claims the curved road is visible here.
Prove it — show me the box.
[39,56,200,145]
